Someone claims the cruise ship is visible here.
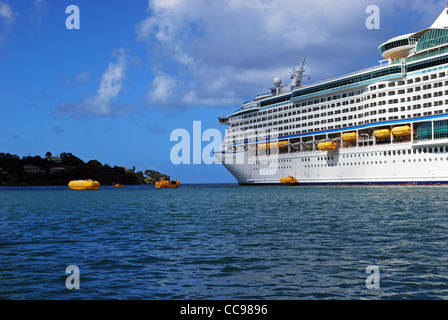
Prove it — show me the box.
[215,7,448,185]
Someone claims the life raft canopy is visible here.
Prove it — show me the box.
[280,176,297,184]
[155,179,180,188]
[68,179,100,190]
[317,140,337,151]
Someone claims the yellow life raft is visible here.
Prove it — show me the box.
[155,180,180,188]
[68,179,100,190]
[280,176,297,184]
[342,132,360,142]
[317,140,337,151]
[392,125,412,137]
[374,129,391,139]
[257,140,288,150]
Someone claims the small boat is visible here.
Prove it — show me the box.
[113,183,125,188]
[68,179,100,190]
[317,140,337,151]
[155,179,180,188]
[280,176,297,184]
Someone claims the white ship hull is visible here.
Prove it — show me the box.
[216,138,448,185]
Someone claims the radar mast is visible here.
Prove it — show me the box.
[290,56,307,88]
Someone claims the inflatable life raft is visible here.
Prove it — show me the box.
[68,179,100,190]
[155,180,180,188]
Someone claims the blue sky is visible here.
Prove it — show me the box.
[0,0,445,183]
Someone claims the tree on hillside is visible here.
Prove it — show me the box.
[144,169,170,184]
[86,160,102,168]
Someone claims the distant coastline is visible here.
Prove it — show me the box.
[0,152,170,186]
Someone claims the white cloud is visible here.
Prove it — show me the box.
[75,71,91,83]
[30,0,48,25]
[147,72,178,105]
[55,49,129,118]
[0,1,16,24]
[138,0,444,110]
[88,50,127,115]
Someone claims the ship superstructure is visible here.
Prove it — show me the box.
[216,7,448,185]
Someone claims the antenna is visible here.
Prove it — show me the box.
[290,56,309,88]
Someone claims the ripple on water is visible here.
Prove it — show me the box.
[2,185,448,299]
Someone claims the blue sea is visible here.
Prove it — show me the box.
[1,184,448,300]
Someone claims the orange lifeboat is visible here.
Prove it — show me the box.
[392,125,412,137]
[113,183,125,188]
[68,179,100,190]
[374,129,391,139]
[280,176,297,184]
[155,179,180,188]
[317,140,337,151]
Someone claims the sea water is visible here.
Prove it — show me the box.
[1,184,448,299]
